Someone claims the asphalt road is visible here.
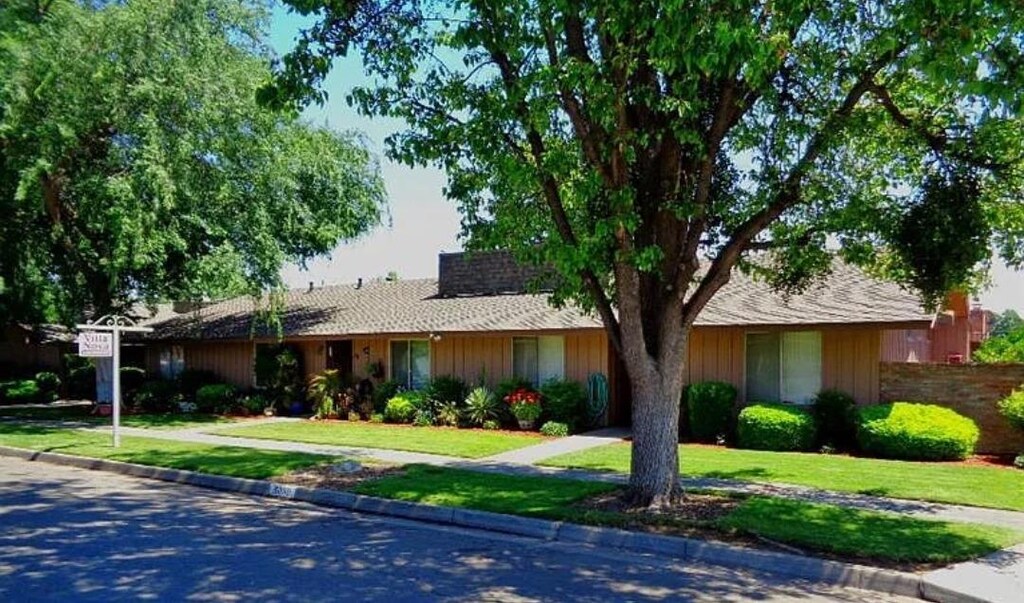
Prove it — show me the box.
[0,457,916,602]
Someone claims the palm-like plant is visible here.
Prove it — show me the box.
[463,387,501,427]
[307,369,345,419]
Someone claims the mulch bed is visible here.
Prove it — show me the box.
[273,463,405,490]
[577,491,740,524]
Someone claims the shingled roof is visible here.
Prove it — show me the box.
[144,255,931,341]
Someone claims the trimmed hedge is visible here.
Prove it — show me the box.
[195,383,237,414]
[0,379,41,404]
[812,389,856,449]
[686,381,737,442]
[34,372,61,401]
[856,402,979,461]
[540,379,586,429]
[737,403,817,451]
[999,389,1024,431]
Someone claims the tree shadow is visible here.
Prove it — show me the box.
[0,462,881,602]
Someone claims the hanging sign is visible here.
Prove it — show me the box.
[78,332,113,357]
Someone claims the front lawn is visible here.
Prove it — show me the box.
[0,406,238,430]
[0,423,333,479]
[210,420,545,459]
[543,443,1024,512]
[354,465,1020,565]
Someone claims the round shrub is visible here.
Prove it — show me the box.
[195,383,237,414]
[856,402,979,461]
[34,371,61,401]
[539,421,570,437]
[384,395,416,423]
[1,379,40,404]
[686,381,737,442]
[539,379,586,429]
[811,389,856,449]
[998,389,1024,431]
[1015,454,1024,470]
[426,375,468,406]
[131,380,179,413]
[737,403,816,451]
[412,408,434,427]
[482,419,500,431]
[371,380,400,412]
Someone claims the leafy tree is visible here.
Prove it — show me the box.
[268,1,1024,506]
[0,0,385,324]
[974,325,1024,364]
[990,309,1024,338]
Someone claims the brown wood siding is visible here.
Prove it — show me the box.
[564,331,608,384]
[295,340,326,380]
[685,327,744,389]
[0,326,65,372]
[821,328,881,404]
[183,341,254,388]
[351,337,387,380]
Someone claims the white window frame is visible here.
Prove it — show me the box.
[744,330,822,405]
[389,339,431,390]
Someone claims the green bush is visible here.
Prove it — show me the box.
[66,364,96,400]
[434,401,461,427]
[426,375,468,406]
[973,326,1024,363]
[384,395,417,423]
[540,379,586,429]
[412,408,434,427]
[496,377,534,404]
[177,369,220,398]
[239,393,270,415]
[120,367,147,397]
[1014,454,1024,470]
[482,419,500,430]
[463,387,502,426]
[34,371,61,401]
[1,379,40,404]
[998,389,1024,431]
[195,383,237,414]
[371,380,401,412]
[540,421,570,437]
[812,389,856,449]
[131,380,179,414]
[856,402,979,461]
[369,413,385,424]
[737,403,817,451]
[686,381,737,442]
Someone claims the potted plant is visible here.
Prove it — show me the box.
[505,388,542,430]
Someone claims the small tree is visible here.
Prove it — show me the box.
[268,1,1024,506]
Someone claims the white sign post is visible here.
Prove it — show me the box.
[77,316,153,448]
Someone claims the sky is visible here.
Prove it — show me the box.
[268,7,1022,313]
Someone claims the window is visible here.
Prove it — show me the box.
[745,331,822,404]
[390,340,430,389]
[159,345,184,380]
[511,336,565,386]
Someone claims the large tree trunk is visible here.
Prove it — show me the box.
[625,333,688,508]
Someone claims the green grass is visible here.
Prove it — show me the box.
[212,420,546,459]
[0,423,332,479]
[543,443,1024,512]
[0,406,237,430]
[354,464,1020,564]
[722,497,1018,564]
[354,464,616,515]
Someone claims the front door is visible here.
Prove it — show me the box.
[326,340,353,379]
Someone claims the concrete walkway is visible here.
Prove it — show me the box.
[922,544,1024,603]
[479,426,630,464]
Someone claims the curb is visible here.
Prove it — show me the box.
[1,446,930,600]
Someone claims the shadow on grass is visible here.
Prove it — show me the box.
[720,496,1017,564]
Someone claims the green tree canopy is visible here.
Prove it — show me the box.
[990,309,1024,338]
[0,0,386,324]
[975,324,1024,363]
[268,0,1024,506]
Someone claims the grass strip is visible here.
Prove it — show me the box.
[212,420,545,459]
[0,422,333,479]
[355,464,1021,565]
[544,442,1024,512]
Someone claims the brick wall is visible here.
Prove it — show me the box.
[879,362,1024,454]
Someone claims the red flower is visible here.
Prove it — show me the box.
[504,388,540,406]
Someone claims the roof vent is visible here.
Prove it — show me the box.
[308,281,314,292]
[356,277,363,289]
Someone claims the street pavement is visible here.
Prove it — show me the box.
[0,457,917,602]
